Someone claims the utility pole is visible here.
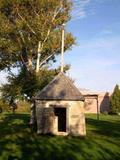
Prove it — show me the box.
[61,23,65,72]
[36,41,41,73]
[96,95,99,120]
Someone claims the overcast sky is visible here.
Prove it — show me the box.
[0,0,120,92]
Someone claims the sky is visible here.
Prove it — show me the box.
[63,0,120,92]
[0,0,120,92]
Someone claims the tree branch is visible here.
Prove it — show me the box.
[17,12,36,35]
[39,52,55,68]
[41,4,63,50]
[36,3,63,72]
[20,53,28,68]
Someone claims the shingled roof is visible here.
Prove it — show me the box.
[35,72,84,101]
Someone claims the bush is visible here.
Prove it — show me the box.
[0,99,9,112]
[15,101,31,113]
[101,111,108,115]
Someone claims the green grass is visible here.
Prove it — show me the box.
[0,113,120,160]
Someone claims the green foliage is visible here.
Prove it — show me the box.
[15,101,31,113]
[0,0,75,101]
[0,0,75,71]
[1,65,70,100]
[0,113,120,160]
[110,84,120,114]
[0,99,9,112]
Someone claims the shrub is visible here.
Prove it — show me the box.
[110,84,120,114]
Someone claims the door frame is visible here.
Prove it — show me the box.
[50,104,69,135]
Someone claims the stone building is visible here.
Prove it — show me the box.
[34,72,86,136]
[81,90,110,113]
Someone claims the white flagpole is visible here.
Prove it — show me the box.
[36,41,41,73]
[61,24,65,72]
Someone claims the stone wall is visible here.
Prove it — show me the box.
[84,97,97,113]
[98,93,110,113]
[69,101,86,136]
[84,93,110,114]
[35,100,86,136]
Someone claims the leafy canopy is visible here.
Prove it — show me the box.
[0,0,75,71]
[0,0,75,100]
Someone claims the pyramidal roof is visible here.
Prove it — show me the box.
[35,72,84,101]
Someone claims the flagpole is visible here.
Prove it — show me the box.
[36,41,41,73]
[61,23,65,72]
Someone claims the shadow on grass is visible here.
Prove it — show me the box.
[0,113,30,135]
[86,116,120,138]
[0,114,120,160]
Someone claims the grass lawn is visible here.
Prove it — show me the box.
[0,113,120,160]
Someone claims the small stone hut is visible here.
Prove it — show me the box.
[34,72,86,136]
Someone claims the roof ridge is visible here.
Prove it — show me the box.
[63,74,82,95]
[35,72,84,101]
[35,72,63,98]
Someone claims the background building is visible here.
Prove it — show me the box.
[80,89,111,113]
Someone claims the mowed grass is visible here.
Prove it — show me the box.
[0,113,120,160]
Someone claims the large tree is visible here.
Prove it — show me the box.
[110,84,120,114]
[0,0,74,71]
[0,0,75,99]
